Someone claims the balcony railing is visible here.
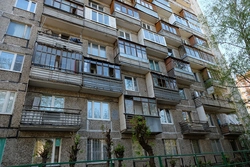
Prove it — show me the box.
[220,124,244,136]
[179,121,211,135]
[20,106,81,131]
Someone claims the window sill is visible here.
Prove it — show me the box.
[0,113,13,115]
[87,118,111,121]
[161,123,174,125]
[14,6,36,14]
[0,68,22,73]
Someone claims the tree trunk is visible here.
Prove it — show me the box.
[139,139,156,167]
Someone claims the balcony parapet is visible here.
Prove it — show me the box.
[179,121,211,135]
[220,124,244,137]
[20,106,81,131]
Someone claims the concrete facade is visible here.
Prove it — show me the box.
[0,0,246,166]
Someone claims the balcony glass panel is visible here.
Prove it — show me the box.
[161,23,178,35]
[184,46,215,63]
[174,15,188,27]
[136,0,153,10]
[44,0,84,16]
[143,29,166,46]
[125,96,157,116]
[118,40,148,60]
[83,58,121,79]
[184,46,200,59]
[173,59,192,73]
[114,2,139,19]
[183,10,198,21]
[188,22,202,33]
[152,74,178,90]
[33,43,83,73]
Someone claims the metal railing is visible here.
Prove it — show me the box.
[179,121,211,134]
[20,106,81,126]
[9,150,250,167]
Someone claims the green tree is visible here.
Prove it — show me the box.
[68,134,81,167]
[131,116,156,167]
[199,0,250,144]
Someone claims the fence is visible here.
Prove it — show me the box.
[9,150,250,167]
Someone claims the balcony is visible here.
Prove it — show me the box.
[81,58,123,97]
[220,124,244,138]
[146,72,181,105]
[189,35,211,53]
[111,1,141,32]
[114,39,150,74]
[152,0,172,18]
[29,66,82,91]
[83,7,117,43]
[179,121,211,137]
[43,0,84,25]
[165,57,195,86]
[20,107,81,131]
[180,45,215,70]
[194,96,235,113]
[132,0,159,23]
[37,33,83,53]
[138,29,168,58]
[155,21,182,47]
[119,95,162,134]
[169,14,205,38]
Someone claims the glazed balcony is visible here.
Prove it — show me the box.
[132,0,159,23]
[81,58,123,97]
[83,7,117,43]
[155,21,182,47]
[138,29,168,58]
[180,45,215,70]
[119,95,162,134]
[179,121,211,136]
[146,72,181,105]
[111,1,141,32]
[152,0,172,18]
[43,0,84,26]
[165,57,195,86]
[220,124,244,137]
[194,96,235,113]
[37,32,82,53]
[20,106,81,131]
[189,35,211,53]
[169,14,205,38]
[114,39,150,74]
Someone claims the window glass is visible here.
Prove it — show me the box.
[16,0,29,11]
[7,22,31,39]
[191,140,201,154]
[159,109,172,124]
[0,91,16,114]
[87,139,107,160]
[88,101,110,120]
[0,52,14,70]
[164,140,178,155]
[125,99,133,114]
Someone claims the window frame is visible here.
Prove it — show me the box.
[114,2,139,19]
[40,95,65,112]
[124,76,138,91]
[87,139,107,161]
[91,10,110,26]
[89,1,104,11]
[83,58,121,79]
[207,114,215,127]
[124,96,157,116]
[143,29,166,46]
[159,109,173,124]
[87,101,110,120]
[211,140,223,153]
[88,42,106,58]
[0,91,17,115]
[149,60,160,72]
[33,138,61,163]
[6,21,31,39]
[0,50,24,72]
[179,89,186,100]
[191,140,201,154]
[15,0,37,13]
[119,30,131,41]
[164,139,178,155]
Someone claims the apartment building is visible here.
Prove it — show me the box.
[0,0,246,166]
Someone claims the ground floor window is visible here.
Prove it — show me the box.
[164,139,178,155]
[191,140,201,154]
[87,139,107,160]
[33,138,61,163]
